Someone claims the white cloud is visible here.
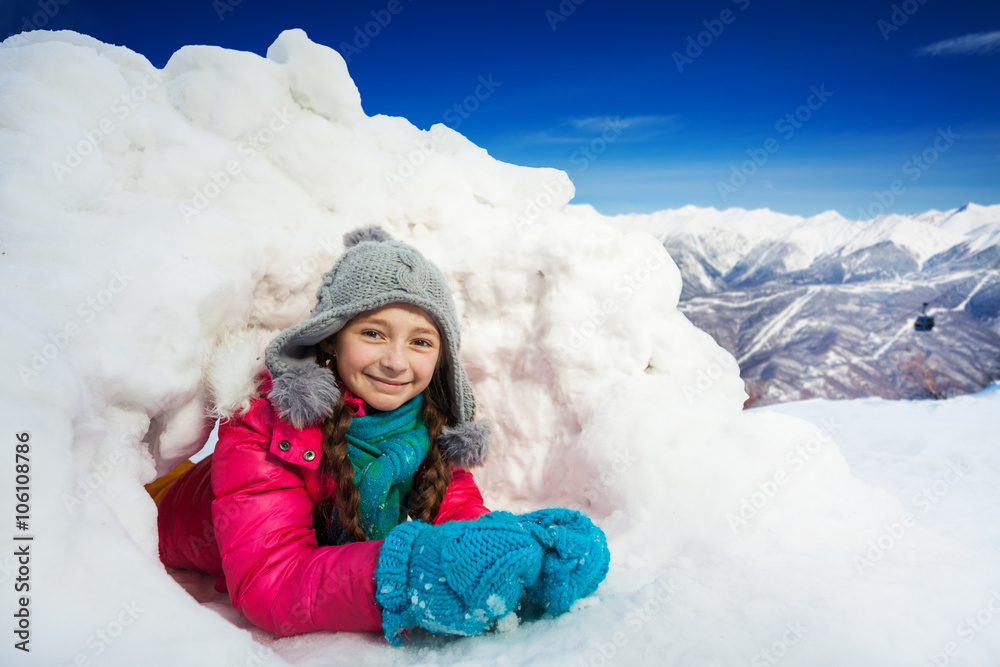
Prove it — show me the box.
[915,31,1000,57]
[512,115,682,146]
[568,115,681,133]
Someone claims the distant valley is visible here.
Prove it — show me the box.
[579,203,1000,406]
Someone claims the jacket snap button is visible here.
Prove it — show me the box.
[278,440,291,452]
[302,449,316,462]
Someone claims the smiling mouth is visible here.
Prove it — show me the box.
[366,375,410,388]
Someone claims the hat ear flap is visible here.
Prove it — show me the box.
[439,421,491,468]
[268,364,341,429]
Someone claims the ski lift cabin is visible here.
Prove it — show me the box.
[914,302,934,331]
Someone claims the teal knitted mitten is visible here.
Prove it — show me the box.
[516,508,611,614]
[375,514,544,646]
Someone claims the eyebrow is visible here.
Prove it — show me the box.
[356,317,440,338]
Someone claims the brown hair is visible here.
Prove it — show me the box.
[313,346,453,543]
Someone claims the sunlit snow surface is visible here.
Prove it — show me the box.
[1,30,998,666]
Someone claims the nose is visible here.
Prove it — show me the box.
[379,342,408,374]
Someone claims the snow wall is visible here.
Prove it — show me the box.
[1,29,995,666]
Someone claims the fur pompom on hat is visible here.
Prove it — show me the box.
[264,226,489,467]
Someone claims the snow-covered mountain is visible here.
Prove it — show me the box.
[572,203,1000,405]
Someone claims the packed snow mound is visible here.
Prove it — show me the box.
[1,29,997,666]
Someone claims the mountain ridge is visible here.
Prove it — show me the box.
[572,202,1000,405]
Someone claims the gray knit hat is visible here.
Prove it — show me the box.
[264,226,489,468]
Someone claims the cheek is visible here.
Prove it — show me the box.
[335,346,371,377]
[414,355,440,384]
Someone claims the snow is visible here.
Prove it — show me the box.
[736,286,819,364]
[956,271,1000,311]
[574,200,1000,275]
[2,29,999,666]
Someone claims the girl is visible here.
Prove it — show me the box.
[150,226,609,645]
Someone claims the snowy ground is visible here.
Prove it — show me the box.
[2,29,998,666]
[180,385,1000,666]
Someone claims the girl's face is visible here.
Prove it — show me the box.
[328,303,442,412]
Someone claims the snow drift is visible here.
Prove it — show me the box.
[1,29,998,666]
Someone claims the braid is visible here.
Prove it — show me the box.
[408,369,454,524]
[315,347,367,543]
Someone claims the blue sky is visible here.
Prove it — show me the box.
[3,0,998,219]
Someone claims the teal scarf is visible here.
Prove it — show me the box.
[345,394,430,541]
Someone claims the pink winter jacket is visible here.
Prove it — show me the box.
[157,380,490,637]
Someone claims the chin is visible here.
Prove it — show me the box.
[370,399,404,411]
[365,392,413,412]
